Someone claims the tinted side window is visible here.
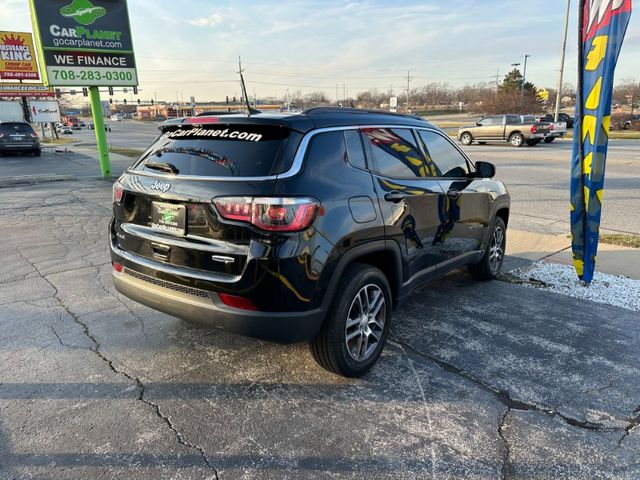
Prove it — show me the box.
[418,131,469,178]
[304,130,347,168]
[478,118,492,126]
[362,128,427,178]
[491,115,504,124]
[506,115,519,124]
[344,130,366,170]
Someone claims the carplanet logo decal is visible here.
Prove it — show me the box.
[168,128,263,142]
[60,0,106,26]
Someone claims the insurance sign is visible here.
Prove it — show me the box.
[29,0,138,87]
[0,83,54,97]
[0,31,41,80]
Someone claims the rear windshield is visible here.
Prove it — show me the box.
[0,123,34,134]
[133,124,295,177]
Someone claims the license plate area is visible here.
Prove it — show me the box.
[151,202,186,236]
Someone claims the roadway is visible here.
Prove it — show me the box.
[460,138,640,235]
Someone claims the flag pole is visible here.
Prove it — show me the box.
[576,0,588,285]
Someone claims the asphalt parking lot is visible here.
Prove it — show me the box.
[0,137,639,479]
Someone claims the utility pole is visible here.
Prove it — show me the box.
[405,70,412,113]
[237,56,245,108]
[520,54,531,107]
[555,0,571,121]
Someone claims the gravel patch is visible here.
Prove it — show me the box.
[512,261,640,312]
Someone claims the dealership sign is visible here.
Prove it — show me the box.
[29,100,61,122]
[0,83,54,97]
[0,31,41,80]
[29,0,138,87]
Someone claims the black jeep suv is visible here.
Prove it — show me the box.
[110,108,510,377]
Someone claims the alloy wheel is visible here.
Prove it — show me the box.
[489,226,505,273]
[344,284,386,362]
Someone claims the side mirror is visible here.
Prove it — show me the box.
[476,121,482,126]
[475,161,495,179]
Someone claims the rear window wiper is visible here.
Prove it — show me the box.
[145,161,179,174]
[156,147,239,176]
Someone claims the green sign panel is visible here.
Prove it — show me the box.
[29,0,138,87]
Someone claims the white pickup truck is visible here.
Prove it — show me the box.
[531,114,568,143]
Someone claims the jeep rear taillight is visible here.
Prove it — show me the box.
[112,181,124,204]
[214,197,319,232]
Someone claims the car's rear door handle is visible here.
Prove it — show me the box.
[384,191,406,203]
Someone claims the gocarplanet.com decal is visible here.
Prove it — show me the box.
[59,0,106,26]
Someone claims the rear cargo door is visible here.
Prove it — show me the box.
[112,123,300,277]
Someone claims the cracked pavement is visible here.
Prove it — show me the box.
[1,177,639,479]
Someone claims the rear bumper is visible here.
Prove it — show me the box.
[0,143,39,151]
[112,267,326,344]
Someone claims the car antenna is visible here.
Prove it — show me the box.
[237,56,261,116]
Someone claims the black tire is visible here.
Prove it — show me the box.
[543,137,555,143]
[309,263,392,377]
[33,149,41,157]
[623,123,630,130]
[509,133,524,147]
[460,132,473,146]
[468,217,506,281]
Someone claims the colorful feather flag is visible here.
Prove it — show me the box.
[570,0,632,284]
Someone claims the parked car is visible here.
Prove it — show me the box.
[611,113,640,130]
[110,107,510,377]
[624,114,640,130]
[458,114,551,147]
[0,121,41,156]
[61,127,73,135]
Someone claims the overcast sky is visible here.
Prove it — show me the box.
[2,0,639,102]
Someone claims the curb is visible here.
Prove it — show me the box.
[0,174,77,187]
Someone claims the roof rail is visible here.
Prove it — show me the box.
[302,106,427,121]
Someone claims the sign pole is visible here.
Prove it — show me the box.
[89,86,110,178]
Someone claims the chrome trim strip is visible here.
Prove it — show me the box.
[110,241,241,283]
[211,255,235,264]
[120,223,249,255]
[124,124,432,182]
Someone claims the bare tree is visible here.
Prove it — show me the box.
[613,77,640,113]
